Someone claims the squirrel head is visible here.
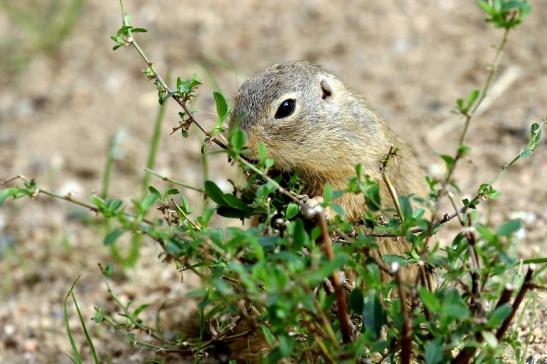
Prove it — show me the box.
[229,61,384,180]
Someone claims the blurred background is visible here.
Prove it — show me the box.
[0,0,545,362]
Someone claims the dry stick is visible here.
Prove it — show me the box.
[447,192,465,226]
[393,266,412,364]
[317,213,354,344]
[380,146,404,223]
[170,199,201,230]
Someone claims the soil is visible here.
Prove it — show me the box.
[0,1,545,363]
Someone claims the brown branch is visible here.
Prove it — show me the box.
[393,266,412,364]
[317,213,353,344]
[495,265,535,340]
[495,283,515,309]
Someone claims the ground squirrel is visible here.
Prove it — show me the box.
[227,61,429,360]
[230,61,428,224]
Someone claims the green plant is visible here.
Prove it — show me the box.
[1,0,545,362]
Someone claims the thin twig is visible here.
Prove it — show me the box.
[2,175,155,225]
[118,0,229,151]
[439,24,513,198]
[422,21,515,260]
[317,213,354,344]
[380,146,404,223]
[171,198,201,230]
[0,175,24,185]
[145,168,204,193]
[447,192,465,226]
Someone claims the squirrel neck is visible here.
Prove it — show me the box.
[298,95,426,205]
[300,96,392,190]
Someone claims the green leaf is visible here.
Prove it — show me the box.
[292,219,309,249]
[222,194,248,210]
[398,195,412,220]
[230,129,247,153]
[176,75,201,97]
[441,154,455,171]
[425,339,444,364]
[443,301,469,320]
[363,291,386,339]
[364,181,381,212]
[133,304,150,317]
[213,91,229,120]
[257,142,268,164]
[458,144,471,157]
[467,88,480,108]
[497,218,522,236]
[261,325,277,346]
[141,193,157,212]
[204,180,227,206]
[166,188,180,196]
[476,224,497,243]
[487,304,512,328]
[419,288,441,313]
[482,331,499,348]
[0,187,20,206]
[90,195,106,209]
[304,254,348,284]
[285,202,299,219]
[103,228,125,246]
[349,288,364,314]
[197,208,215,227]
[522,257,547,264]
[217,206,252,218]
[477,0,495,15]
[148,186,161,200]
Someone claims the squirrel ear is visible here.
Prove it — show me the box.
[320,80,333,100]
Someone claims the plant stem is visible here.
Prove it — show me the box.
[142,73,169,197]
[118,0,228,150]
[317,213,353,344]
[145,168,204,193]
[394,268,412,364]
[101,129,123,198]
[495,265,535,340]
[440,26,512,196]
[380,146,404,223]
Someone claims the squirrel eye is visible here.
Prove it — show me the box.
[274,99,296,119]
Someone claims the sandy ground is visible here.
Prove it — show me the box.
[0,0,546,362]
